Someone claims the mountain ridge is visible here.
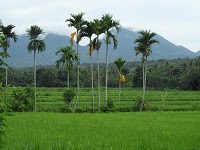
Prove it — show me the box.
[5,27,199,68]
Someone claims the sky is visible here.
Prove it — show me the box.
[1,0,200,52]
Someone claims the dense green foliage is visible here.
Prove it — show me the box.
[3,87,200,112]
[3,57,200,91]
[63,88,75,108]
[11,85,34,112]
[3,112,200,150]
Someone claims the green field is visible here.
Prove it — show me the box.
[4,111,200,150]
[2,88,200,149]
[16,87,200,112]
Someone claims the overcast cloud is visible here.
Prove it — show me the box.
[1,0,200,52]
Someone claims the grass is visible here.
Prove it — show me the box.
[3,111,200,150]
[5,87,200,112]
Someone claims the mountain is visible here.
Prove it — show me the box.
[5,27,199,68]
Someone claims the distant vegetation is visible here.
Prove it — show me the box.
[3,57,200,91]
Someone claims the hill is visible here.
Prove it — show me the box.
[6,27,199,68]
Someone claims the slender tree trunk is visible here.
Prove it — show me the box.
[119,73,121,102]
[105,43,109,106]
[144,58,148,93]
[97,50,101,112]
[90,54,94,112]
[140,61,145,111]
[5,56,8,105]
[67,69,69,88]
[74,41,79,112]
[34,50,36,112]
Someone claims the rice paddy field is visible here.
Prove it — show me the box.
[3,111,200,150]
[25,87,200,112]
[2,87,200,149]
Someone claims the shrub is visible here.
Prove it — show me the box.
[102,99,116,112]
[11,85,34,112]
[63,89,75,108]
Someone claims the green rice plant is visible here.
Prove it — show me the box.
[3,112,200,150]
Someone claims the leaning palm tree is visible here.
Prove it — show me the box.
[114,57,126,102]
[26,25,46,112]
[134,30,159,111]
[93,19,104,112]
[80,21,96,112]
[65,12,86,112]
[55,45,78,88]
[0,24,17,104]
[101,14,120,106]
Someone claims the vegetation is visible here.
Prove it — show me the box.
[66,12,86,112]
[101,14,120,106]
[134,30,159,111]
[55,45,78,88]
[114,57,126,102]
[0,24,17,104]
[26,25,46,112]
[1,11,200,150]
[63,88,75,108]
[92,18,104,112]
[4,112,200,149]
[0,32,8,148]
[11,85,34,112]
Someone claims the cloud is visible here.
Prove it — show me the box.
[1,0,200,51]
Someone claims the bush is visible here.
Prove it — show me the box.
[63,89,75,108]
[11,85,34,112]
[102,99,116,112]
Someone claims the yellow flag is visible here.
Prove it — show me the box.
[120,74,125,83]
[87,41,95,56]
[70,32,76,44]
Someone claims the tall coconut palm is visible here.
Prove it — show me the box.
[65,12,86,112]
[79,21,96,112]
[93,19,104,112]
[114,57,126,102]
[0,24,17,104]
[101,14,120,106]
[26,25,46,112]
[55,45,78,88]
[134,30,159,111]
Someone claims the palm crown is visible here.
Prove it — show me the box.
[66,12,86,44]
[114,57,126,73]
[26,25,46,53]
[0,24,17,52]
[101,14,120,49]
[134,30,159,62]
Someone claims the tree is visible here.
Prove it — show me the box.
[80,20,98,112]
[55,46,78,88]
[0,24,17,104]
[65,12,86,112]
[93,19,104,112]
[26,25,46,112]
[0,32,8,148]
[134,30,159,111]
[101,14,120,106]
[114,57,126,102]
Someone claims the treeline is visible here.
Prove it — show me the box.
[3,57,200,90]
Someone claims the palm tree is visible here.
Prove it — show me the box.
[65,12,86,112]
[101,14,120,106]
[134,30,159,111]
[0,34,9,77]
[80,21,96,112]
[55,46,78,88]
[93,19,104,112]
[0,24,17,104]
[114,57,126,102]
[26,25,46,112]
